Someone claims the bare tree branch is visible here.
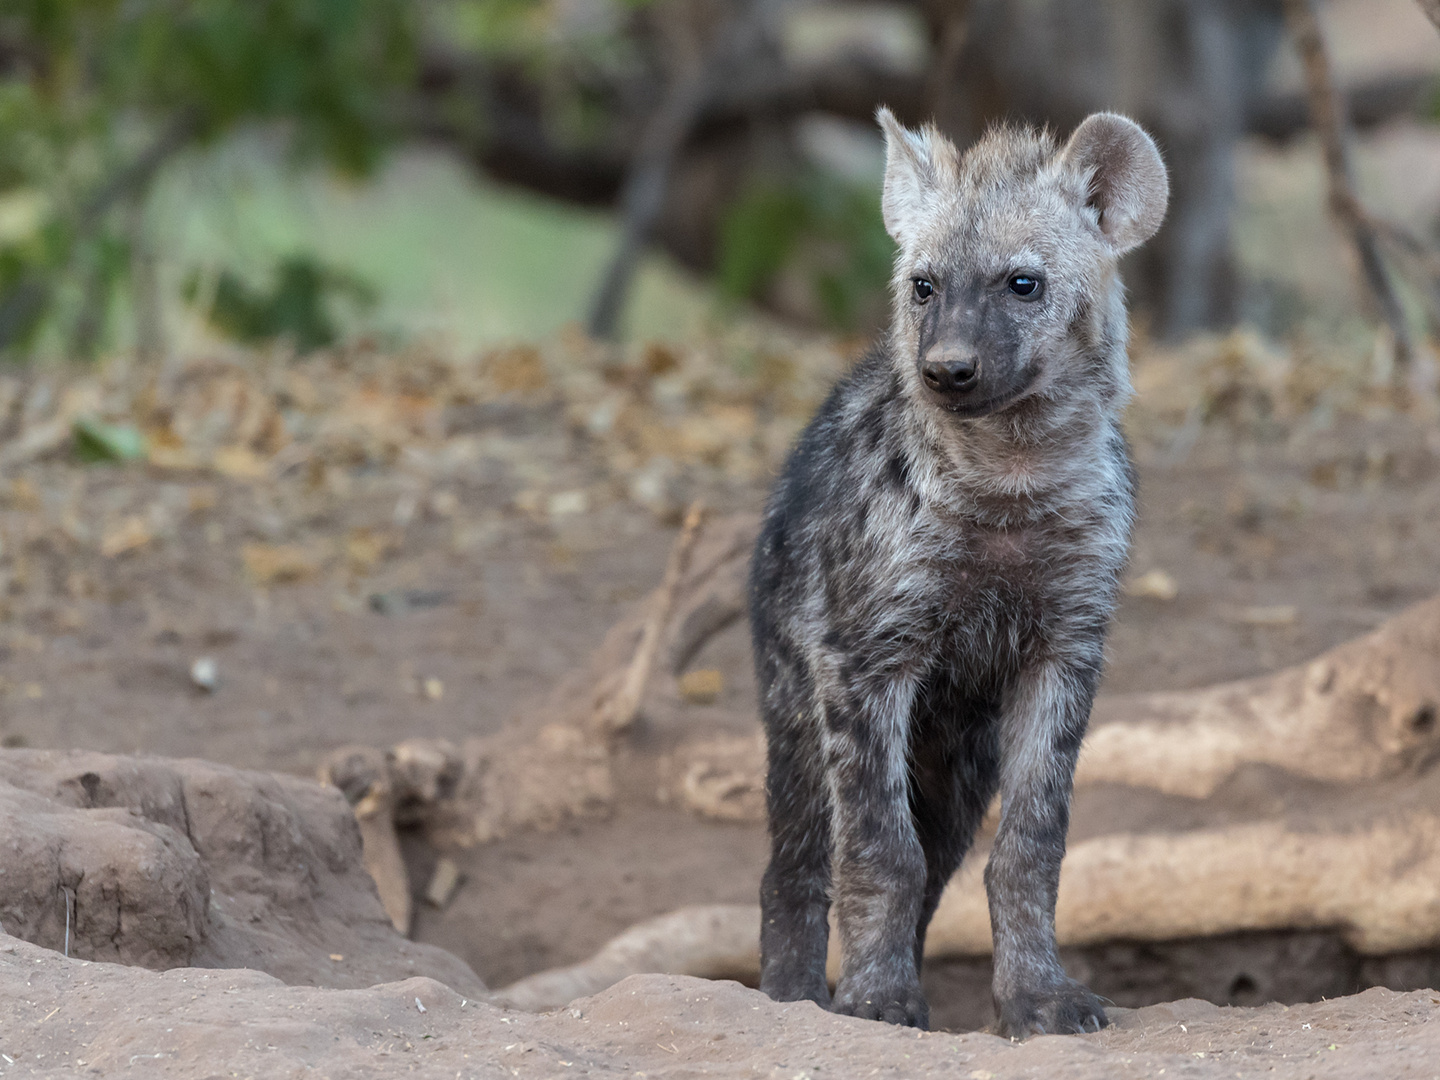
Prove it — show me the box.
[585,0,778,340]
[1417,0,1440,33]
[0,110,200,354]
[1282,0,1420,389]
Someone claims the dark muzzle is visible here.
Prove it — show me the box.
[920,355,979,396]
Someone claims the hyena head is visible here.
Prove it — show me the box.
[876,108,1168,422]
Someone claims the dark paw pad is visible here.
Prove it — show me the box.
[996,980,1108,1039]
[831,982,929,1029]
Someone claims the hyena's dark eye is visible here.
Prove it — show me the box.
[912,278,934,302]
[1008,274,1042,299]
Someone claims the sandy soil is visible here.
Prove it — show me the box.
[4,933,1439,1079]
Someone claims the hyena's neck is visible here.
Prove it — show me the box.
[896,368,1126,522]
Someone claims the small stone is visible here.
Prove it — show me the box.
[421,677,444,701]
[190,657,219,692]
[547,490,589,518]
[1125,569,1178,602]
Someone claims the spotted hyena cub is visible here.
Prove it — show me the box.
[749,110,1168,1036]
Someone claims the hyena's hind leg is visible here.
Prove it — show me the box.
[908,695,1001,971]
[760,719,834,1006]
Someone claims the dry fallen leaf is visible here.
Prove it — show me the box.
[345,528,395,574]
[242,543,320,586]
[100,516,154,558]
[484,345,549,393]
[678,668,724,705]
[212,445,269,480]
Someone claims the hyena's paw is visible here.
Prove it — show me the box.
[995,978,1108,1039]
[760,967,831,1008]
[831,978,929,1029]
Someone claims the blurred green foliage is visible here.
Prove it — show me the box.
[183,254,377,353]
[718,170,895,332]
[73,416,147,463]
[0,0,416,357]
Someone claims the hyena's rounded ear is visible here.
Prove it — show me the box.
[1061,113,1169,255]
[877,107,956,246]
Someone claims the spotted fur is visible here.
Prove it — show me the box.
[750,111,1168,1036]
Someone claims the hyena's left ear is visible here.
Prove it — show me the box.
[877,107,957,247]
[1061,113,1169,255]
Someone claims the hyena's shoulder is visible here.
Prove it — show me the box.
[750,345,916,605]
[762,346,909,529]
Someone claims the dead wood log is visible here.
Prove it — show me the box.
[497,791,1440,1010]
[492,904,761,1010]
[317,746,411,936]
[320,514,758,851]
[1079,593,1440,797]
[658,593,1440,817]
[496,588,1440,1010]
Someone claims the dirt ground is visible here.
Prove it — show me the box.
[6,935,1440,1079]
[2,306,1440,1037]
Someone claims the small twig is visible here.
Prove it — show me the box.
[591,501,705,737]
[59,886,74,958]
[1282,0,1421,390]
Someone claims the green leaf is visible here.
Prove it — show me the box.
[73,416,147,463]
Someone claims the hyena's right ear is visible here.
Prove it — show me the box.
[1060,113,1169,255]
[877,107,956,247]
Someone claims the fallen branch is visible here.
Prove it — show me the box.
[492,904,760,1010]
[317,746,411,936]
[589,501,706,738]
[1079,593,1440,797]
[498,792,1440,1010]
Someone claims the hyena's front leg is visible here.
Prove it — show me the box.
[760,720,833,1007]
[824,675,929,1029]
[986,659,1108,1038]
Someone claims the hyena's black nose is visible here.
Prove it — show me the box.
[920,356,978,394]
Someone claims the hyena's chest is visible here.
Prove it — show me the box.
[870,514,1112,654]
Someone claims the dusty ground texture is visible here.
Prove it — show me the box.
[3,933,1439,1079]
[3,325,1440,1024]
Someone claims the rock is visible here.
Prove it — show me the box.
[0,936,1435,1078]
[0,749,483,994]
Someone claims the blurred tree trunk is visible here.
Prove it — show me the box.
[1283,0,1417,387]
[586,0,778,340]
[935,0,1286,340]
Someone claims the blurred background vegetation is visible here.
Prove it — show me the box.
[1,0,1439,361]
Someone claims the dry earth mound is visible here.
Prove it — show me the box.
[0,933,1435,1078]
[0,748,483,993]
